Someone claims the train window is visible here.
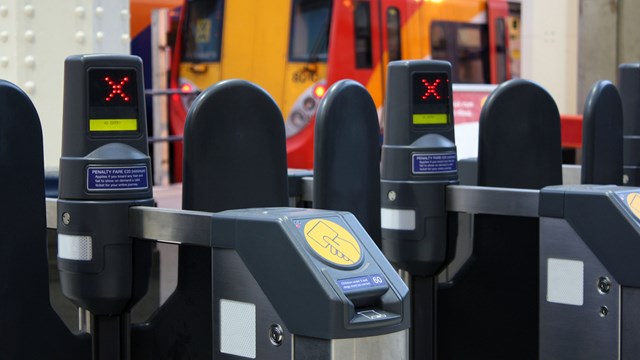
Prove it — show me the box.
[431,21,488,84]
[431,23,447,60]
[354,1,372,68]
[387,7,401,62]
[182,0,224,62]
[457,27,482,47]
[495,18,507,83]
[289,0,332,62]
[455,25,487,83]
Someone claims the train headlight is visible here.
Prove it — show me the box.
[179,78,199,111]
[313,84,326,98]
[303,97,316,111]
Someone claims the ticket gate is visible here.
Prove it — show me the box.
[379,59,564,359]
[132,78,290,359]
[377,59,628,360]
[538,73,631,359]
[0,54,410,359]
[539,185,640,359]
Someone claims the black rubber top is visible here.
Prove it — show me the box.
[619,63,640,136]
[0,80,89,358]
[314,80,381,246]
[581,80,623,185]
[182,79,289,211]
[477,79,563,188]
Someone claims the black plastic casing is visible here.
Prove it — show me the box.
[58,54,153,315]
[211,208,410,339]
[380,60,458,276]
[540,184,640,287]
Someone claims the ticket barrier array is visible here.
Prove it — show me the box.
[3,53,637,359]
[279,60,634,360]
[377,60,633,360]
[0,54,410,359]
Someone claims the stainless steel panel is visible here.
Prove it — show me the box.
[331,331,408,359]
[128,206,212,247]
[446,185,539,217]
[540,217,620,360]
[46,184,540,236]
[48,201,214,247]
[293,331,408,360]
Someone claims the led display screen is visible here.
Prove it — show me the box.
[412,72,450,105]
[89,69,138,107]
[88,68,139,132]
[411,72,450,125]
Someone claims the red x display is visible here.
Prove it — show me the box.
[420,78,443,100]
[104,76,131,102]
[412,72,450,106]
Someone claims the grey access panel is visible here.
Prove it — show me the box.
[539,216,620,359]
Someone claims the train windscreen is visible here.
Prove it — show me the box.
[182,0,224,62]
[289,0,332,62]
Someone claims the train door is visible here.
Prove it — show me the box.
[168,0,225,181]
[177,0,224,91]
[326,0,384,108]
[284,0,332,169]
[487,0,510,83]
[430,20,489,84]
[379,0,408,96]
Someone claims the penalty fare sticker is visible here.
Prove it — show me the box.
[87,165,148,191]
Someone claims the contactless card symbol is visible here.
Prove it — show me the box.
[626,193,640,220]
[304,219,362,266]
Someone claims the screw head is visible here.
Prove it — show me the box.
[597,277,611,294]
[599,306,609,318]
[62,212,71,225]
[269,324,284,346]
[388,190,397,202]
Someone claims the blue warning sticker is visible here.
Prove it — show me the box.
[412,152,457,174]
[87,166,148,191]
[338,274,386,294]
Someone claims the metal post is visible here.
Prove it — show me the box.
[151,9,171,186]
